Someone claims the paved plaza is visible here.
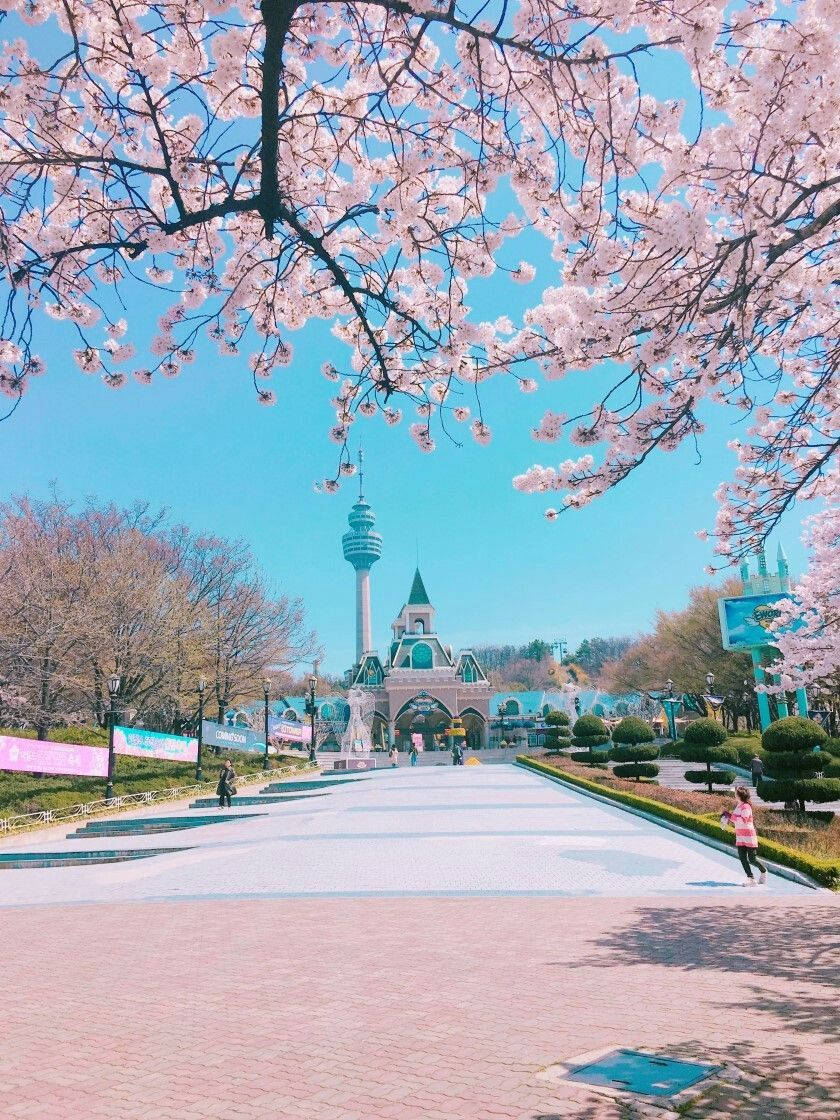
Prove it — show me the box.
[3,764,838,1118]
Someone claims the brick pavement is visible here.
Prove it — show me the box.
[2,766,837,1119]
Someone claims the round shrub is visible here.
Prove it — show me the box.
[570,749,610,766]
[612,762,660,780]
[679,718,735,792]
[760,750,833,777]
[762,716,828,753]
[610,743,660,764]
[680,742,739,767]
[544,709,572,754]
[757,777,840,806]
[608,718,658,781]
[611,716,656,746]
[824,760,840,778]
[684,768,735,786]
[571,715,610,766]
[684,718,728,748]
[762,716,833,809]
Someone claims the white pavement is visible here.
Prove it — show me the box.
[0,763,812,908]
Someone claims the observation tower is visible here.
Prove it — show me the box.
[342,451,382,663]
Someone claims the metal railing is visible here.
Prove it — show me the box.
[0,763,316,837]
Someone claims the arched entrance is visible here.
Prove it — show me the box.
[459,708,486,750]
[394,696,451,751]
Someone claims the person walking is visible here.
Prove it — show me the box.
[750,754,764,788]
[409,743,419,767]
[721,785,767,886]
[389,746,398,768]
[217,758,237,809]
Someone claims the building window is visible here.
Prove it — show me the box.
[414,619,425,634]
[411,642,433,669]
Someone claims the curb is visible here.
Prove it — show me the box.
[516,759,825,892]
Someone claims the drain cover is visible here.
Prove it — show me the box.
[566,1049,719,1097]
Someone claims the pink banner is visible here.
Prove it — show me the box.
[268,717,312,744]
[113,725,197,763]
[0,735,109,778]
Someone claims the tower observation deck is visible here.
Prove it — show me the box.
[342,452,382,663]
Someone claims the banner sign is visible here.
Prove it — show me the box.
[202,720,264,752]
[268,717,312,744]
[718,592,786,650]
[0,735,109,778]
[114,725,197,763]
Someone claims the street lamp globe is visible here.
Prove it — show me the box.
[198,675,206,695]
[262,678,270,699]
[108,673,121,697]
[665,678,673,695]
[706,671,715,691]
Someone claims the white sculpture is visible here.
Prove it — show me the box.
[340,688,375,756]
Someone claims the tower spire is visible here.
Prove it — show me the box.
[358,446,364,502]
[342,456,382,664]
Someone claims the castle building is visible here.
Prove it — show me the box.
[343,484,492,750]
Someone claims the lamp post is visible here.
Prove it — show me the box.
[498,708,505,749]
[195,676,206,782]
[105,672,121,802]
[306,675,317,765]
[262,679,271,770]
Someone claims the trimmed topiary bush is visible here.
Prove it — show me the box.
[757,777,840,806]
[571,714,610,766]
[761,716,831,811]
[681,718,738,794]
[544,709,572,754]
[609,716,659,782]
[613,762,660,780]
[570,749,610,765]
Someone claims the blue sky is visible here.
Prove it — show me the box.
[0,13,812,675]
[1,311,809,676]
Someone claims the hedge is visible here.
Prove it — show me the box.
[516,755,840,890]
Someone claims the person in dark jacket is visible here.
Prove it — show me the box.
[217,759,236,808]
[750,755,764,787]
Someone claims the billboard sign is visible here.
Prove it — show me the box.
[113,725,197,763]
[0,734,109,778]
[202,720,264,752]
[718,592,786,651]
[268,717,312,744]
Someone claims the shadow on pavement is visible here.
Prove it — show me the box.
[575,904,838,986]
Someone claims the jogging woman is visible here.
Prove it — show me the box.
[721,785,767,886]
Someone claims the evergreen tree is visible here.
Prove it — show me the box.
[544,709,571,754]
[680,718,738,794]
[570,715,610,766]
[610,717,659,781]
[757,716,840,811]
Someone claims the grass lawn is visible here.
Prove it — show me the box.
[537,753,840,862]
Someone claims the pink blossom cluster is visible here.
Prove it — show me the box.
[767,480,840,692]
[0,0,836,569]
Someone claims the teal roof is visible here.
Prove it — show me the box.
[407,568,431,605]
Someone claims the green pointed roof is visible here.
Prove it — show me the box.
[407,567,431,605]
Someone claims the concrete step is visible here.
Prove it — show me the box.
[189,795,313,808]
[260,780,356,793]
[70,814,259,838]
[0,847,187,869]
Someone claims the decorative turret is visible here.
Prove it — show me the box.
[342,451,382,662]
[739,542,793,596]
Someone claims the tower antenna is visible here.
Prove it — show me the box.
[358,446,364,501]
